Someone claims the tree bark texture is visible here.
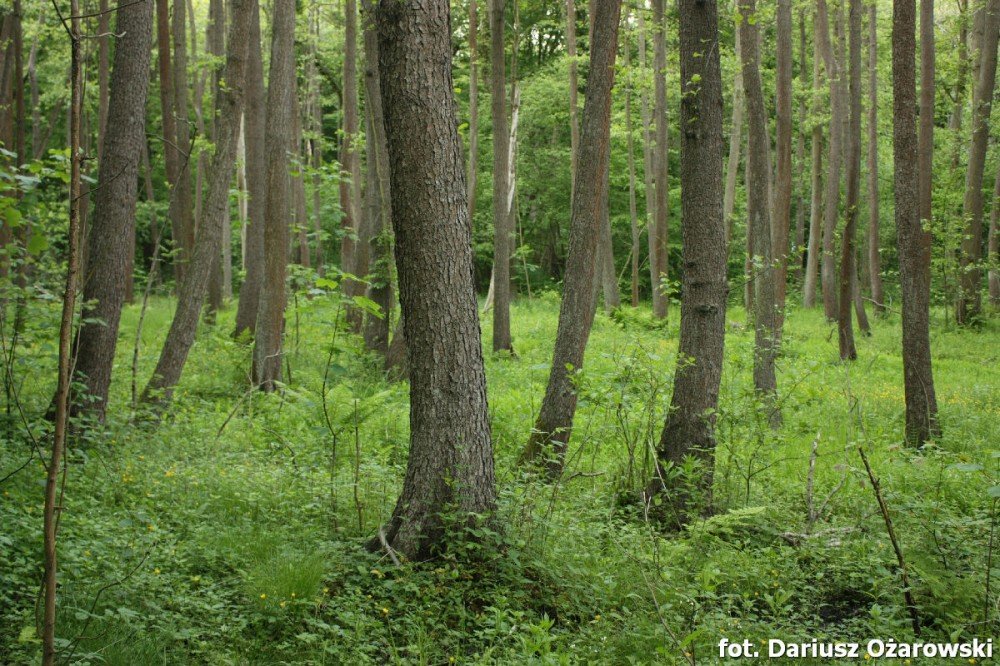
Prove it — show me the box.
[867,0,884,314]
[650,0,669,319]
[803,4,824,309]
[774,0,793,335]
[491,0,513,351]
[172,0,196,288]
[817,0,841,321]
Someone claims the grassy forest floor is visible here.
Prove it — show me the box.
[2,292,999,664]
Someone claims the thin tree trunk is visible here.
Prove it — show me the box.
[172,0,196,290]
[638,6,655,299]
[892,0,940,445]
[155,0,180,279]
[206,0,228,319]
[723,9,744,248]
[232,0,266,338]
[143,0,252,403]
[793,10,808,282]
[650,0,726,519]
[650,0,669,319]
[97,0,110,157]
[520,0,622,473]
[957,0,999,323]
[373,0,495,561]
[817,0,841,321]
[567,0,579,199]
[625,30,640,307]
[867,0,884,314]
[774,0,793,336]
[740,0,780,424]
[491,0,513,351]
[989,161,1000,307]
[341,0,362,310]
[838,0,863,360]
[468,0,479,221]
[803,3,824,308]
[310,7,324,274]
[72,0,153,421]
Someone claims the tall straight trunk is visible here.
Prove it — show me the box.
[490,0,513,351]
[340,0,360,275]
[172,0,196,289]
[310,7,324,274]
[949,0,969,144]
[293,85,311,269]
[361,0,393,356]
[520,0,622,473]
[637,6,655,286]
[650,0,668,318]
[650,0,726,515]
[838,0,863,360]
[156,0,181,277]
[892,0,939,445]
[71,0,153,421]
[817,0,841,320]
[867,0,884,314]
[723,8,744,249]
[740,0,779,420]
[956,0,999,323]
[97,0,110,157]
[803,5,824,308]
[373,0,495,560]
[468,0,479,220]
[206,0,229,318]
[989,162,1000,306]
[144,0,253,404]
[774,0,794,335]
[793,10,808,281]
[252,0,295,390]
[567,0,579,199]
[625,31,640,307]
[232,0,266,338]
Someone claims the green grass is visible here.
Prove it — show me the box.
[2,290,999,664]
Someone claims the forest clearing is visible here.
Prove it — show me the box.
[1,0,1000,663]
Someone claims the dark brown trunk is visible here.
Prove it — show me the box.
[520,0,622,473]
[72,0,154,420]
[650,0,726,518]
[373,0,495,561]
[838,0,863,360]
[892,0,940,445]
[817,0,841,321]
[650,0,668,319]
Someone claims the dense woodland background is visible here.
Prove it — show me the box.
[1,0,1000,663]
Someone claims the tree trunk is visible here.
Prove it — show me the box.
[143,0,252,404]
[97,0,110,157]
[740,0,779,423]
[310,7,324,274]
[638,7,655,293]
[793,10,807,282]
[892,0,940,445]
[989,161,1000,307]
[490,0,513,351]
[838,0,863,360]
[232,0,266,338]
[155,0,181,280]
[817,0,841,321]
[373,0,495,561]
[625,32,640,307]
[774,0,793,336]
[650,0,669,319]
[71,0,153,421]
[723,9,744,248]
[468,0,479,221]
[803,3,824,309]
[252,0,295,390]
[520,0,622,473]
[206,0,228,319]
[649,0,726,518]
[867,0,884,314]
[956,0,999,323]
[172,0,196,289]
[342,0,365,329]
[566,0,579,199]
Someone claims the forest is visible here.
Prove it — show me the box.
[1,0,999,662]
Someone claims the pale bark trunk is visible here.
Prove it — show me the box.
[774,0,793,336]
[650,0,669,318]
[172,0,196,289]
[625,33,640,307]
[867,1,884,314]
[723,9,744,249]
[803,3,824,308]
[817,0,841,321]
[491,0,513,351]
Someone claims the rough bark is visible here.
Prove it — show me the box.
[892,0,940,445]
[838,0,863,360]
[867,0,884,314]
[649,0,726,516]
[793,10,807,281]
[520,0,621,473]
[206,0,230,316]
[957,0,999,323]
[172,0,196,288]
[373,0,495,561]
[723,11,744,249]
[233,0,266,338]
[143,0,252,404]
[155,0,180,278]
[71,0,153,421]
[803,3,824,309]
[817,0,841,321]
[740,0,779,421]
[252,0,295,390]
[650,0,668,318]
[774,0,794,335]
[491,0,513,351]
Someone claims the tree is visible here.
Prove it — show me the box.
[774,0,793,333]
[172,0,196,288]
[956,0,999,323]
[803,4,825,309]
[491,0,513,352]
[71,0,153,421]
[566,0,579,198]
[624,27,640,307]
[837,0,863,361]
[892,0,939,445]
[155,0,180,279]
[650,0,668,319]
[373,0,496,560]
[989,162,1000,307]
[520,0,622,473]
[867,0,884,314]
[817,0,841,321]
[468,0,480,220]
[342,0,365,329]
[143,0,253,404]
[649,0,725,518]
[252,0,296,391]
[233,0,267,338]
[739,0,779,420]
[723,8,744,248]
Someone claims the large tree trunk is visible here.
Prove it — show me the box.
[956,0,999,323]
[723,10,744,248]
[373,0,495,561]
[892,0,940,445]
[649,0,725,519]
[490,0,513,351]
[803,5,825,309]
[838,0,864,360]
[740,0,779,423]
[172,0,196,289]
[70,0,153,421]
[143,0,253,404]
[232,0,266,338]
[520,0,622,473]
[252,0,295,390]
[817,0,841,321]
[774,0,793,335]
[650,0,669,319]
[867,0,884,314]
